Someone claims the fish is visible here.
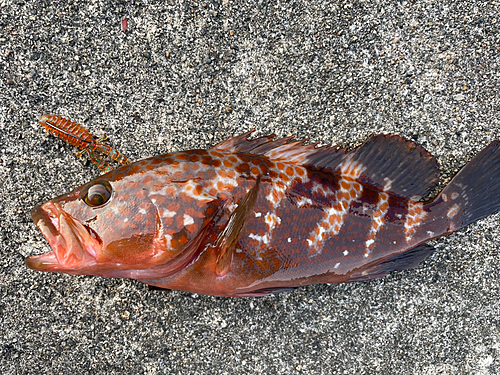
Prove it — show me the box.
[39,114,130,173]
[26,131,500,297]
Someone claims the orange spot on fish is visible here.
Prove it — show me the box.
[165,186,176,197]
[201,156,212,165]
[206,169,217,179]
[186,223,198,234]
[229,156,237,163]
[142,176,153,185]
[251,167,260,175]
[179,192,194,204]
[139,202,151,210]
[235,163,249,173]
[176,215,184,229]
[124,181,139,190]
[194,185,203,196]
[341,181,350,190]
[277,162,285,171]
[167,202,180,211]
[295,167,305,176]
[151,194,166,204]
[176,154,188,160]
[118,205,131,216]
[115,193,130,201]
[152,182,163,191]
[286,166,294,176]
[135,190,147,199]
[218,169,227,178]
[189,155,200,162]
[134,213,144,222]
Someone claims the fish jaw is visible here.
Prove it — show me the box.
[26,202,101,273]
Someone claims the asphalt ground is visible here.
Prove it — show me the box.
[1,0,500,374]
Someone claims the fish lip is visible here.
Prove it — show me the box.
[26,203,101,272]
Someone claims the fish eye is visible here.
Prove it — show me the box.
[83,181,113,207]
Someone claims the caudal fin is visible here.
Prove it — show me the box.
[435,141,500,231]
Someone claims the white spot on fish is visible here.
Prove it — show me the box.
[447,203,460,218]
[287,238,291,243]
[249,233,270,244]
[254,212,262,217]
[343,250,349,256]
[139,208,147,215]
[165,234,172,247]
[383,178,394,191]
[334,262,340,269]
[296,197,313,207]
[365,239,374,248]
[124,218,128,222]
[162,209,177,218]
[183,214,194,226]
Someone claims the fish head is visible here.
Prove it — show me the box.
[26,159,216,277]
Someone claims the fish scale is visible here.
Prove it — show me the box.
[27,132,500,297]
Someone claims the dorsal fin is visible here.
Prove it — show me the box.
[348,134,439,199]
[213,132,439,200]
[212,130,346,166]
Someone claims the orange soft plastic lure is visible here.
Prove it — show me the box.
[39,114,130,173]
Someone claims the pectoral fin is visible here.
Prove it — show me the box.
[214,176,261,277]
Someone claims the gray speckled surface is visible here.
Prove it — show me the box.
[1,0,500,374]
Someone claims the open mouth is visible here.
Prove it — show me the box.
[26,203,101,272]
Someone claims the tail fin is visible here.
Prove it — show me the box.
[435,141,500,231]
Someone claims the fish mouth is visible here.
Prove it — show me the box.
[26,203,101,273]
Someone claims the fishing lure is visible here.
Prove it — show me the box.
[39,114,130,173]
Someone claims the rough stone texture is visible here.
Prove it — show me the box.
[1,0,500,374]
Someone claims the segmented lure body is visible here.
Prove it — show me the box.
[39,114,130,173]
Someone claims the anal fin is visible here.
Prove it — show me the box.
[233,287,298,297]
[348,244,435,282]
[214,175,261,277]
